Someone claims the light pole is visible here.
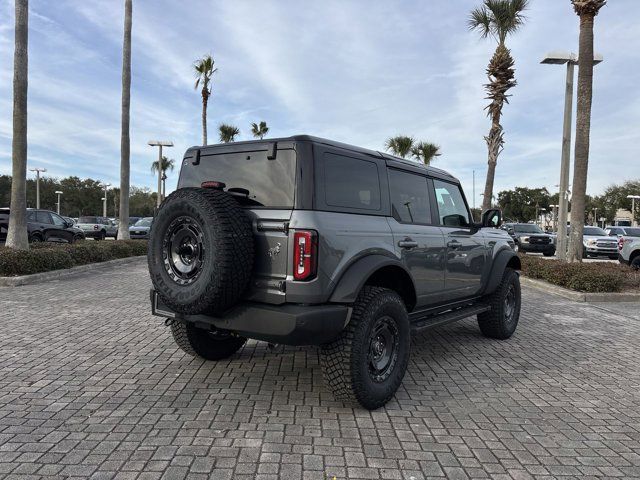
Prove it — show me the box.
[628,195,640,227]
[55,190,63,215]
[101,183,111,218]
[541,51,602,260]
[593,207,598,226]
[148,140,173,208]
[29,167,47,209]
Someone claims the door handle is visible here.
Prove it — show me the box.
[398,238,418,249]
[447,240,462,249]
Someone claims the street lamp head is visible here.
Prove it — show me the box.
[541,51,602,65]
[148,140,174,147]
[55,190,63,195]
[626,195,640,200]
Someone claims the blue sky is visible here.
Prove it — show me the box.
[1,0,638,207]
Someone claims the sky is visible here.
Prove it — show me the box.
[0,0,639,208]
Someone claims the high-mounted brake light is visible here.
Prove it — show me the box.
[201,181,226,190]
[293,230,318,281]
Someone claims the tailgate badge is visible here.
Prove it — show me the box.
[268,242,281,258]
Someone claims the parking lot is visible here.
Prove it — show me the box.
[0,259,639,479]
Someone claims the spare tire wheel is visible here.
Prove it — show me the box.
[148,187,254,315]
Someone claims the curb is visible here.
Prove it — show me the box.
[0,256,146,287]
[520,276,640,303]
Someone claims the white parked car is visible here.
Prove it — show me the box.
[619,236,640,270]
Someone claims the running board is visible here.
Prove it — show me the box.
[410,304,490,333]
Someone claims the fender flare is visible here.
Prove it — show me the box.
[328,254,416,304]
[482,248,521,295]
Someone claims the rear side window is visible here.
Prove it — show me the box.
[323,153,381,211]
[388,169,431,224]
[36,211,53,224]
[434,180,470,227]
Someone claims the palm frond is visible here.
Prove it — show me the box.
[219,123,240,143]
[385,135,414,159]
[411,142,441,166]
[468,6,492,38]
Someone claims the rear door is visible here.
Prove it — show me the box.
[51,213,74,243]
[432,179,487,300]
[35,211,56,241]
[387,169,446,307]
[178,146,298,304]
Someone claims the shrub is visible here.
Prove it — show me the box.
[0,240,148,277]
[519,254,639,293]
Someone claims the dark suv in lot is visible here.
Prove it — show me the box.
[503,223,556,256]
[0,208,84,243]
[148,136,521,409]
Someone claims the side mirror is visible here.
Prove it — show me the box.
[481,208,502,228]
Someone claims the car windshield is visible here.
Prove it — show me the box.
[584,227,607,236]
[134,218,153,227]
[79,216,97,223]
[625,228,640,236]
[513,224,543,233]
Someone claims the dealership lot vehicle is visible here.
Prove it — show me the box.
[619,236,640,270]
[0,207,84,243]
[147,136,521,409]
[606,225,640,238]
[503,222,556,256]
[581,226,619,259]
[129,217,153,239]
[76,216,111,240]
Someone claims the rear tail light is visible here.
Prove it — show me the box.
[619,237,625,251]
[293,230,318,281]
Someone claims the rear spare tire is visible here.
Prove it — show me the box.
[148,187,254,315]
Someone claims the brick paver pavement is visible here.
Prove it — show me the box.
[0,258,639,479]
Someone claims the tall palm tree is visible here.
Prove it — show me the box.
[469,0,528,211]
[117,0,132,240]
[6,0,29,250]
[219,123,240,143]
[385,135,414,159]
[567,0,606,262]
[411,142,441,165]
[194,54,216,146]
[151,156,174,202]
[251,121,269,139]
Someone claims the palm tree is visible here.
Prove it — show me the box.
[117,0,132,240]
[6,0,29,249]
[194,54,216,145]
[567,0,606,262]
[151,156,175,202]
[411,142,441,165]
[219,123,240,143]
[469,0,528,211]
[385,135,414,159]
[251,121,269,140]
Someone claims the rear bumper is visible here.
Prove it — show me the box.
[150,290,350,346]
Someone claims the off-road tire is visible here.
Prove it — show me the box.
[320,287,410,410]
[171,321,246,361]
[631,255,640,271]
[96,230,106,241]
[29,233,42,243]
[477,267,521,340]
[148,188,254,315]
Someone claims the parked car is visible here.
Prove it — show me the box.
[618,236,640,270]
[502,223,556,256]
[128,216,141,226]
[106,219,118,238]
[580,226,619,259]
[0,208,84,243]
[129,217,153,239]
[147,135,521,410]
[76,216,112,240]
[605,225,640,238]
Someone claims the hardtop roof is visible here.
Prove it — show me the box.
[188,135,458,182]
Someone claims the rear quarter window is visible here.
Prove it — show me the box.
[322,153,381,211]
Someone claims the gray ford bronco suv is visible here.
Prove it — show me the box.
[148,135,521,410]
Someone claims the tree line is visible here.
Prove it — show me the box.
[497,179,639,225]
[0,175,158,218]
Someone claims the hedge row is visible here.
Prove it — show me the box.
[519,254,640,293]
[0,240,148,277]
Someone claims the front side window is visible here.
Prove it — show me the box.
[388,169,431,224]
[51,214,65,226]
[323,153,381,211]
[434,180,470,228]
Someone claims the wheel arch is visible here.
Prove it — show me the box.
[482,248,521,296]
[328,255,417,311]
